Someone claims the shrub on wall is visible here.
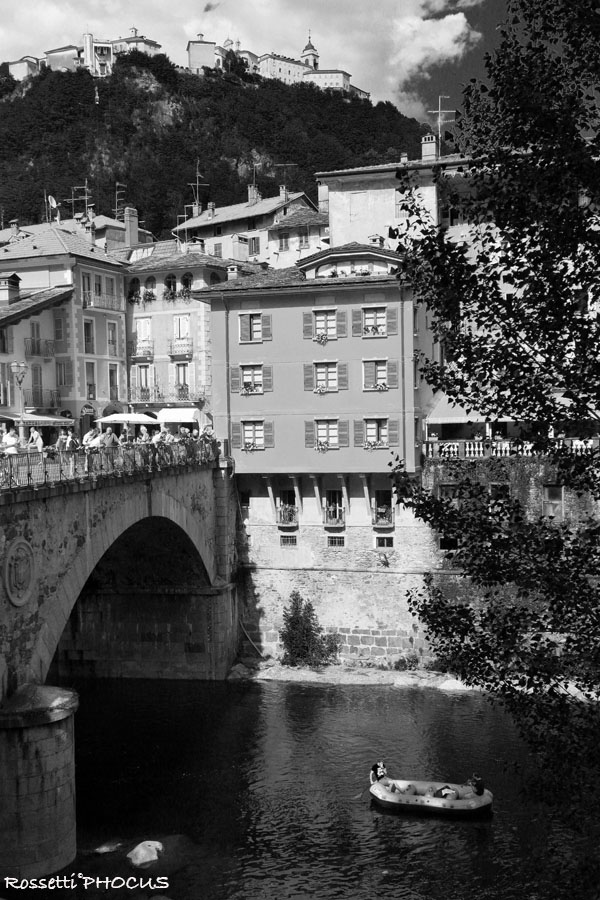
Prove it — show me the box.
[279,590,342,668]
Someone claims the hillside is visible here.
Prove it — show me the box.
[0,52,427,238]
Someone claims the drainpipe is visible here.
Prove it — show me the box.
[222,293,232,456]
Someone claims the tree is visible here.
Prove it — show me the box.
[392,0,600,788]
[0,62,17,100]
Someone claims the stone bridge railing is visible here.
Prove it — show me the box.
[0,437,220,492]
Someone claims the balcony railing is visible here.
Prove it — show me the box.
[323,506,345,527]
[372,506,395,527]
[168,338,193,358]
[82,291,124,312]
[424,438,599,460]
[277,504,299,526]
[24,338,55,358]
[23,389,61,408]
[128,339,155,360]
[0,439,220,492]
[128,385,205,403]
[87,384,96,400]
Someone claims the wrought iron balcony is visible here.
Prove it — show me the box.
[277,504,299,526]
[168,338,193,359]
[82,291,124,312]
[129,385,205,404]
[372,506,395,528]
[24,338,55,358]
[23,388,61,408]
[128,339,155,360]
[323,506,345,527]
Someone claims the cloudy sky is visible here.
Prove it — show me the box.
[0,0,505,121]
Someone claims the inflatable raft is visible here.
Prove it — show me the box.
[369,773,493,816]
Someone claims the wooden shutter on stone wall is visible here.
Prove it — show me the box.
[336,309,347,338]
[337,362,348,390]
[386,306,398,335]
[364,360,376,389]
[231,422,242,449]
[262,365,273,391]
[305,420,315,448]
[303,312,314,339]
[352,308,363,336]
[388,418,400,446]
[303,363,315,391]
[338,419,349,447]
[261,314,272,340]
[264,420,274,448]
[387,359,399,388]
[230,366,241,392]
[354,419,365,446]
[239,314,250,342]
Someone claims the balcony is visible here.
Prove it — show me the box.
[128,384,205,404]
[277,504,299,527]
[109,387,120,403]
[168,338,193,359]
[128,339,155,360]
[24,338,55,358]
[82,291,124,312]
[424,437,599,460]
[372,506,395,528]
[87,384,96,400]
[23,388,61,408]
[323,506,345,527]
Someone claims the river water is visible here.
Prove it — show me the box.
[9,678,592,900]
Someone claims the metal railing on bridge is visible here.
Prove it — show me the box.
[0,437,219,492]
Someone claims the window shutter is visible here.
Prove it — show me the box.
[353,419,365,446]
[303,363,315,391]
[386,306,398,335]
[7,327,14,354]
[303,312,314,339]
[262,365,273,391]
[388,418,400,446]
[264,420,274,448]
[130,367,138,389]
[364,360,376,389]
[65,359,74,387]
[338,419,349,447]
[337,362,348,390]
[336,309,347,338]
[239,314,250,342]
[304,420,315,448]
[352,308,362,336]
[230,366,240,392]
[262,314,272,340]
[387,359,399,388]
[231,422,242,449]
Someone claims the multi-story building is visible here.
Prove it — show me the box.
[0,221,127,436]
[174,185,317,266]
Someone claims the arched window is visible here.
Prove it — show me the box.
[127,277,140,300]
[145,276,156,291]
[181,272,193,290]
[164,274,177,296]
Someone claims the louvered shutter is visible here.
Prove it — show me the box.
[353,419,365,447]
[303,312,314,339]
[337,362,348,390]
[303,363,315,390]
[231,422,242,449]
[261,314,272,340]
[262,365,273,391]
[352,308,362,336]
[230,366,241,392]
[304,420,315,448]
[387,359,399,388]
[264,420,274,448]
[388,418,400,447]
[364,361,376,389]
[65,359,74,387]
[239,315,250,342]
[130,366,138,390]
[338,419,349,447]
[336,309,347,338]
[7,327,14,354]
[386,306,398,335]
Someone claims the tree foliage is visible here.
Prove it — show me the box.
[392,0,600,786]
[279,590,341,668]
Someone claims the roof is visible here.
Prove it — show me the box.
[198,265,399,295]
[316,153,469,179]
[0,286,73,327]
[0,226,123,266]
[174,192,310,232]
[0,216,151,246]
[296,241,404,268]
[121,239,266,275]
[425,394,510,424]
[268,209,329,232]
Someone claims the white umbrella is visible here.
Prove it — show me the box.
[95,412,157,425]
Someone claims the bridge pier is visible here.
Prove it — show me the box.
[0,685,78,878]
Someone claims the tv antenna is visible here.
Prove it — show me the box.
[272,162,298,187]
[188,159,209,209]
[62,180,92,219]
[114,182,127,221]
[427,95,455,146]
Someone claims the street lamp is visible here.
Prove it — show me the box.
[10,361,28,446]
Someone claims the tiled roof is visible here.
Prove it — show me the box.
[174,192,310,232]
[198,266,398,295]
[268,209,329,231]
[0,226,123,266]
[0,286,73,327]
[0,217,152,248]
[121,240,266,275]
[315,153,469,178]
[296,241,404,268]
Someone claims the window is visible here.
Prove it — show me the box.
[105,276,115,298]
[298,227,309,248]
[145,276,156,291]
[108,364,118,401]
[82,271,91,300]
[173,315,190,339]
[138,364,150,398]
[56,360,73,387]
[280,535,297,548]
[363,306,387,335]
[542,485,564,520]
[247,217,257,230]
[242,420,264,449]
[316,419,338,448]
[53,314,65,349]
[214,225,222,236]
[94,274,102,298]
[279,233,289,251]
[181,272,193,291]
[314,309,337,339]
[249,236,260,256]
[164,274,177,294]
[240,364,263,393]
[364,418,389,446]
[0,329,9,354]
[175,363,189,398]
[376,536,394,549]
[107,321,117,357]
[363,360,388,390]
[314,362,338,392]
[214,243,223,258]
[85,361,96,399]
[83,320,94,354]
[127,277,140,300]
[327,535,345,548]
[239,313,271,343]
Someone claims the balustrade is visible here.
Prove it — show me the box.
[424,438,599,460]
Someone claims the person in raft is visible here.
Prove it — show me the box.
[370,761,393,787]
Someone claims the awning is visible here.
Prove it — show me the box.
[0,411,74,426]
[95,412,158,426]
[156,407,202,425]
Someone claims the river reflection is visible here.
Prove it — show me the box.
[12,679,587,899]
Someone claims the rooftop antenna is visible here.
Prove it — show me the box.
[272,162,298,188]
[427,95,455,146]
[188,159,209,209]
[62,180,92,219]
[114,182,127,221]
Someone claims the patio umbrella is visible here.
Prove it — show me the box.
[95,412,158,425]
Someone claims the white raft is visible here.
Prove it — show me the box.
[369,775,493,816]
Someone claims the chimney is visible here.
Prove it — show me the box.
[124,206,139,248]
[421,134,439,162]
[279,184,289,202]
[247,184,261,205]
[87,203,95,221]
[227,264,240,280]
[9,219,20,241]
[197,33,204,41]
[368,234,385,248]
[84,220,96,245]
[207,201,216,219]
[0,273,21,308]
[192,202,202,217]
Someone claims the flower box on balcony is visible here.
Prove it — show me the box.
[315,440,330,452]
